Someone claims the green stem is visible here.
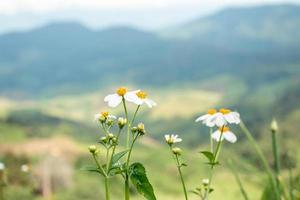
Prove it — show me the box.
[125,174,130,200]
[105,177,110,200]
[271,131,280,175]
[204,126,224,200]
[108,129,122,170]
[239,121,280,200]
[210,128,213,153]
[122,98,129,149]
[130,105,140,126]
[227,159,249,200]
[175,155,188,200]
[92,154,106,176]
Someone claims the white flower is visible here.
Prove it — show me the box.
[212,109,240,127]
[104,87,138,107]
[195,109,218,127]
[212,126,237,143]
[94,111,116,122]
[197,108,240,127]
[127,90,157,108]
[0,162,5,170]
[164,134,182,145]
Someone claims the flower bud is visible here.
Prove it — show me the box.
[118,117,127,129]
[172,147,182,156]
[131,126,138,133]
[106,119,114,126]
[202,178,209,186]
[108,133,114,139]
[99,115,106,123]
[100,136,108,143]
[270,119,278,133]
[88,145,97,154]
[112,137,118,144]
[137,123,146,135]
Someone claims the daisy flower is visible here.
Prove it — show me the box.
[165,134,182,145]
[212,126,237,143]
[94,111,116,122]
[212,108,240,127]
[128,90,157,108]
[195,109,218,127]
[104,87,139,107]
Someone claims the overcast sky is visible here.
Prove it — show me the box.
[0,0,299,33]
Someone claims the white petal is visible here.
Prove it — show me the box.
[204,115,216,127]
[231,112,241,124]
[195,114,209,122]
[109,115,117,119]
[104,93,117,102]
[175,138,182,143]
[213,113,227,127]
[164,135,170,141]
[107,95,122,107]
[94,114,101,121]
[212,130,224,142]
[223,131,237,143]
[145,99,156,108]
[125,92,141,104]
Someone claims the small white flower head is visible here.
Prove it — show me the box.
[164,134,182,145]
[0,162,5,170]
[137,123,146,135]
[212,108,241,127]
[104,87,138,107]
[195,109,218,127]
[127,90,156,108]
[212,126,237,143]
[94,111,116,123]
[270,119,278,133]
[202,178,210,186]
[21,164,29,173]
[172,147,182,156]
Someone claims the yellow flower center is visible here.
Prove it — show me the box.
[207,109,217,115]
[116,87,127,96]
[101,111,109,118]
[219,126,230,132]
[136,91,147,99]
[219,108,231,114]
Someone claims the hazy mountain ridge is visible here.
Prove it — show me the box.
[0,4,299,98]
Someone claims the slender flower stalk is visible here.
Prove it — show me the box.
[175,153,188,200]
[239,121,280,200]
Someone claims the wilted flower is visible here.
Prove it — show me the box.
[172,147,182,156]
[94,111,116,123]
[128,90,156,108]
[212,126,237,143]
[195,109,218,127]
[270,119,278,133]
[104,87,139,107]
[0,162,5,170]
[165,134,182,145]
[88,145,97,154]
[118,117,127,129]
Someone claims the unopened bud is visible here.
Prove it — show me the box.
[100,136,107,143]
[137,123,146,135]
[108,133,114,139]
[118,117,127,129]
[172,147,182,156]
[202,179,209,186]
[131,127,138,133]
[270,119,278,133]
[0,162,5,171]
[99,115,106,123]
[106,119,114,126]
[88,145,97,154]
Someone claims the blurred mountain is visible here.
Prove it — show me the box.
[1,4,300,98]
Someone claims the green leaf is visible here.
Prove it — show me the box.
[112,150,129,165]
[200,151,215,162]
[129,162,156,200]
[80,165,104,176]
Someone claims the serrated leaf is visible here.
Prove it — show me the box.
[129,162,156,200]
[80,165,104,176]
[112,150,129,165]
[200,151,215,162]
